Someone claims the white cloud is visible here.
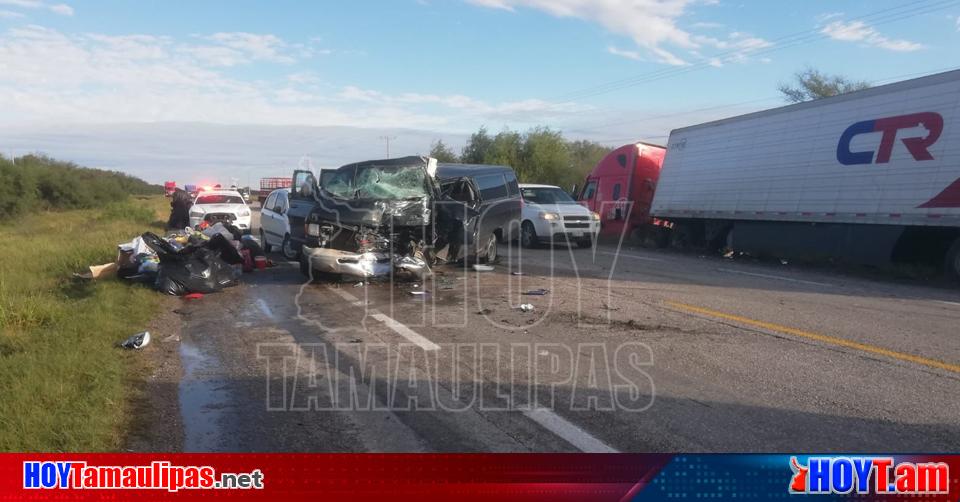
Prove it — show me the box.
[0,9,25,17]
[0,25,583,130]
[606,45,644,61]
[465,0,770,67]
[821,20,924,52]
[0,0,72,15]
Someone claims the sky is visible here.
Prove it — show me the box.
[1,0,959,183]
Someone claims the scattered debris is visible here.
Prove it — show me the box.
[120,331,151,350]
[510,271,525,276]
[780,259,789,265]
[354,282,365,288]
[183,293,205,300]
[476,308,493,315]
[518,304,534,312]
[522,288,549,296]
[73,262,118,280]
[472,264,494,272]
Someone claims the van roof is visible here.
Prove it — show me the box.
[436,163,515,178]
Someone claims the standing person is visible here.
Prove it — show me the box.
[167,188,193,230]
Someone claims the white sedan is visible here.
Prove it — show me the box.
[188,190,252,230]
[519,184,600,248]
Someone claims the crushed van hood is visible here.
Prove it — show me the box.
[304,156,474,278]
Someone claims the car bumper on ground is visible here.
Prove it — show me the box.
[302,246,392,278]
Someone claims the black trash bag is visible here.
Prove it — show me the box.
[141,232,239,295]
[241,237,265,258]
[204,233,244,265]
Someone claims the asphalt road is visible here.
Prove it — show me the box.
[171,209,960,452]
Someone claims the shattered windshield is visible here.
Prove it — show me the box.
[323,164,429,200]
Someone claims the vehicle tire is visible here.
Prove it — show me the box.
[299,251,311,278]
[520,221,538,249]
[945,237,960,282]
[482,234,498,263]
[577,238,593,248]
[259,229,272,253]
[281,234,300,260]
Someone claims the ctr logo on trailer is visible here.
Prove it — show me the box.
[789,456,949,495]
[837,112,943,165]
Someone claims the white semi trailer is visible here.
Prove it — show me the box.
[653,69,960,279]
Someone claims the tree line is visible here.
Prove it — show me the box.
[0,154,162,218]
[429,126,612,191]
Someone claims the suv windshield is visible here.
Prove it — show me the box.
[195,195,245,204]
[323,164,428,200]
[521,187,576,204]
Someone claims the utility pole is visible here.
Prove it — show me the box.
[379,135,397,159]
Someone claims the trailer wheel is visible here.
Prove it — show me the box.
[945,238,960,282]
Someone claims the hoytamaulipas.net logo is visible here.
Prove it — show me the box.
[24,460,264,492]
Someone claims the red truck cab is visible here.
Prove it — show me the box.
[577,142,666,239]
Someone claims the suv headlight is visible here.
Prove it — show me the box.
[238,209,251,217]
[539,212,561,221]
[590,211,601,221]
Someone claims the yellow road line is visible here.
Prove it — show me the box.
[665,301,960,374]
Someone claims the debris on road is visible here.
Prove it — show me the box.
[183,293,205,300]
[522,289,549,296]
[518,304,534,312]
[120,331,151,350]
[473,264,494,272]
[510,271,525,276]
[77,220,269,297]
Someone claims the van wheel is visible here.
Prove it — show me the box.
[483,234,498,263]
[299,252,311,278]
[281,234,300,260]
[259,229,272,253]
[520,221,538,249]
[945,238,960,282]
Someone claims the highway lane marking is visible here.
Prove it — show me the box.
[597,251,665,262]
[716,268,835,287]
[666,301,960,374]
[936,300,960,307]
[522,408,618,453]
[327,286,365,307]
[326,286,439,350]
[370,313,440,351]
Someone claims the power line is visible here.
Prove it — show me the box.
[552,0,959,104]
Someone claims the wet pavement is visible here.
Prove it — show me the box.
[165,210,960,452]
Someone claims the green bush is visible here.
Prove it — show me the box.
[0,155,162,219]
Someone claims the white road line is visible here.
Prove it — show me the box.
[597,251,665,262]
[716,268,835,287]
[522,408,618,453]
[327,286,365,307]
[936,300,960,307]
[255,299,275,319]
[370,313,440,351]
